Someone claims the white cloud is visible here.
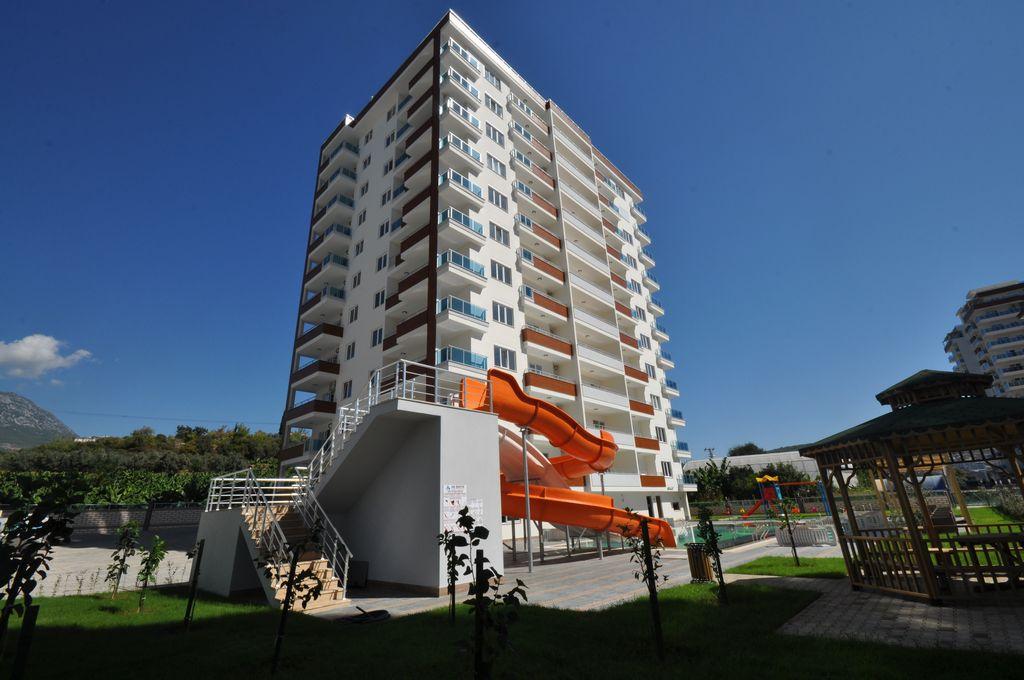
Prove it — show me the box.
[0,335,92,379]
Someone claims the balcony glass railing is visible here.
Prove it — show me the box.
[440,133,482,163]
[632,204,646,219]
[988,334,1024,349]
[394,153,411,168]
[438,249,486,277]
[397,94,412,111]
[446,99,481,130]
[524,323,571,343]
[438,208,484,236]
[675,441,690,452]
[508,93,535,118]
[436,346,487,370]
[513,150,533,168]
[328,141,360,163]
[655,323,669,335]
[442,68,480,101]
[976,307,1021,321]
[396,122,411,139]
[562,184,600,215]
[313,223,352,244]
[665,380,679,391]
[645,271,659,283]
[670,409,684,420]
[641,247,655,261]
[658,349,672,361]
[511,120,533,142]
[442,39,481,73]
[325,193,355,210]
[439,169,483,198]
[310,285,345,302]
[320,253,349,269]
[437,296,486,322]
[514,180,533,198]
[637,225,651,239]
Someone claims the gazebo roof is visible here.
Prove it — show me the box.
[801,370,1024,456]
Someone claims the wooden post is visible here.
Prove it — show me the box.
[9,604,39,680]
[640,519,664,662]
[883,445,941,603]
[820,465,857,588]
[943,464,972,527]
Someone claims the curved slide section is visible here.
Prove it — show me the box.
[472,369,677,548]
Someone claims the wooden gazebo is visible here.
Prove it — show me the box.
[800,370,1024,603]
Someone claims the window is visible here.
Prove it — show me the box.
[386,106,395,122]
[493,346,517,371]
[485,68,502,90]
[492,302,514,326]
[623,254,637,268]
[373,289,386,308]
[486,154,506,178]
[645,363,656,378]
[381,189,391,205]
[651,395,662,410]
[491,260,511,285]
[371,328,384,347]
[489,223,509,246]
[357,210,366,226]
[655,426,667,443]
[361,155,371,170]
[352,272,361,288]
[638,334,651,350]
[348,306,358,323]
[485,94,503,117]
[354,240,364,256]
[591,419,606,430]
[633,305,647,321]
[485,123,505,147]
[382,159,393,175]
[359,182,369,196]
[661,461,672,477]
[627,279,642,294]
[385,131,395,147]
[376,253,388,271]
[378,221,388,238]
[345,342,355,360]
[342,380,353,399]
[487,187,508,211]
[363,130,373,144]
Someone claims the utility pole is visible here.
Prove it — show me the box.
[520,426,533,573]
[704,447,716,459]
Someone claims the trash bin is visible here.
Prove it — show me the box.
[686,543,714,583]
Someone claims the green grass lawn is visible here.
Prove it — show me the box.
[1,581,1020,678]
[727,556,849,579]
[960,505,1016,525]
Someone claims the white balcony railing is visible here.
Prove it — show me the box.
[574,308,619,337]
[578,343,623,371]
[570,274,614,305]
[581,383,629,408]
[567,240,610,273]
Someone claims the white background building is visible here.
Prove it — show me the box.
[944,280,1024,397]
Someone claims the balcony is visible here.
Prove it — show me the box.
[634,436,661,451]
[664,380,680,397]
[308,223,352,259]
[554,129,593,169]
[578,343,624,373]
[299,285,346,320]
[556,153,597,190]
[524,370,577,398]
[521,325,573,359]
[439,133,483,174]
[640,247,655,267]
[441,38,481,74]
[438,169,484,209]
[507,92,549,132]
[631,203,647,223]
[437,249,487,289]
[649,297,665,317]
[643,270,660,291]
[436,296,487,333]
[438,207,486,248]
[639,474,667,488]
[442,98,482,139]
[294,322,343,359]
[573,308,619,339]
[629,399,655,416]
[570,274,614,308]
[436,345,487,372]
[624,364,649,383]
[440,67,481,103]
[290,359,340,393]
[314,192,355,226]
[677,474,698,491]
[315,165,357,198]
[669,409,687,427]
[516,213,562,254]
[283,396,336,427]
[657,350,675,369]
[562,210,605,249]
[520,286,569,320]
[580,383,629,409]
[515,181,558,220]
[561,183,602,221]
[636,224,652,244]
[653,323,670,342]
[520,248,565,284]
[304,253,349,289]
[567,240,610,276]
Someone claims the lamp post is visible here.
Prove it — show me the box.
[520,426,533,572]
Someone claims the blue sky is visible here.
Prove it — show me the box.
[2,1,1022,455]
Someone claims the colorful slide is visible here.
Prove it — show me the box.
[467,369,677,548]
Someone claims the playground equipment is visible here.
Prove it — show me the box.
[739,474,830,520]
[474,370,676,548]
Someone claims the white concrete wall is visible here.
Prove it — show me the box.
[195,508,262,597]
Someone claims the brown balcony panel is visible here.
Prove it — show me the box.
[307,233,324,254]
[611,273,627,289]
[299,293,323,315]
[615,301,631,317]
[400,223,430,253]
[529,224,562,250]
[531,164,556,189]
[402,186,432,215]
[291,360,340,384]
[602,218,616,232]
[398,265,430,294]
[521,328,572,356]
[315,183,329,199]
[295,323,343,349]
[385,293,401,309]
[530,136,552,159]
[635,436,660,451]
[594,146,642,198]
[310,207,327,226]
[303,264,323,284]
[629,400,655,416]
[531,257,565,282]
[406,87,433,118]
[606,245,622,260]
[531,292,569,318]
[624,365,648,382]
[407,59,433,92]
[397,309,429,337]
[524,372,576,396]
[284,399,335,422]
[277,442,305,462]
[532,193,558,218]
[620,333,639,349]
[319,157,329,171]
[383,334,397,350]
[599,195,611,207]
[402,150,431,182]
[405,118,433,149]
[640,474,667,488]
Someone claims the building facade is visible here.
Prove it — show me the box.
[944,280,1024,397]
[278,11,694,521]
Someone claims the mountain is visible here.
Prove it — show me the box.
[0,393,76,450]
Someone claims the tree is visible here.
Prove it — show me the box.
[620,509,668,661]
[437,513,476,625]
[136,535,167,612]
[728,442,766,457]
[696,506,727,603]
[0,499,76,650]
[693,457,730,501]
[106,521,140,599]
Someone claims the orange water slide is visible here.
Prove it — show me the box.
[465,369,677,548]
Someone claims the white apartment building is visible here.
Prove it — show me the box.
[944,280,1024,398]
[278,10,694,521]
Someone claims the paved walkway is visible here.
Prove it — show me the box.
[726,572,1024,654]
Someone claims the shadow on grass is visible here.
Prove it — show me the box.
[0,583,1019,679]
